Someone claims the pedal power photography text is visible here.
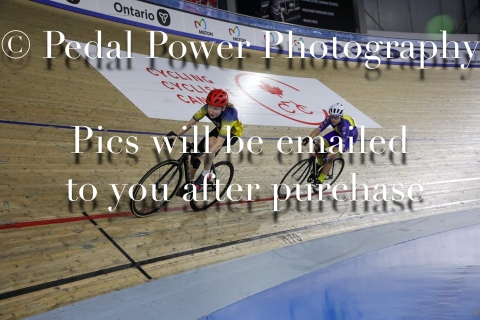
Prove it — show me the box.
[42,30,480,70]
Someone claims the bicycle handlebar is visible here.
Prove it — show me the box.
[168,135,200,154]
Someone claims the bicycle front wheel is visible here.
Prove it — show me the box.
[190,161,234,211]
[130,160,183,218]
[277,159,311,198]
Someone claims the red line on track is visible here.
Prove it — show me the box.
[0,187,374,230]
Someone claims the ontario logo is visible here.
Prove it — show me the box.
[157,9,171,26]
[194,19,213,36]
[229,26,246,42]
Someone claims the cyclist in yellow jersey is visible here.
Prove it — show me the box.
[167,89,243,192]
[302,103,358,192]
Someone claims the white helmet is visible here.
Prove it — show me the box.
[328,103,344,117]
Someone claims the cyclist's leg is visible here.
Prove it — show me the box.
[193,129,231,188]
[317,132,336,166]
[315,134,330,166]
[319,129,358,182]
[189,128,218,179]
[189,140,205,180]
[176,138,205,196]
[320,147,339,176]
[316,132,341,184]
[198,128,220,174]
[202,132,238,176]
[176,132,210,196]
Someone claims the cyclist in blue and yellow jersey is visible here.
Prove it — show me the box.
[302,103,358,192]
[167,89,243,192]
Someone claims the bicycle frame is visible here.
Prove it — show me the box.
[307,151,327,183]
[277,147,345,198]
[166,140,224,196]
[170,141,202,190]
[130,137,235,216]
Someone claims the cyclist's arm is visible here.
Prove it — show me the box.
[173,105,207,135]
[317,117,330,132]
[308,127,321,139]
[302,127,321,147]
[303,118,331,149]
[175,118,198,136]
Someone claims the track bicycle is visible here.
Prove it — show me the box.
[130,139,234,217]
[277,145,345,197]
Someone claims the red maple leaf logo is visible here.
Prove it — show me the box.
[259,81,283,97]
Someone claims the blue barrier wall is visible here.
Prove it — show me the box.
[201,223,480,319]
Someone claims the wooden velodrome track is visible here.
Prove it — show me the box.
[1,1,480,319]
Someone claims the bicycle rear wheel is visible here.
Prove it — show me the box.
[277,159,311,198]
[190,161,234,211]
[130,160,183,218]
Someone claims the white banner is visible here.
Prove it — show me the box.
[72,42,381,128]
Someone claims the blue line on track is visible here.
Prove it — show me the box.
[0,118,465,142]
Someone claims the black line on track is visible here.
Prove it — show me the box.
[82,212,152,280]
[0,218,327,300]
